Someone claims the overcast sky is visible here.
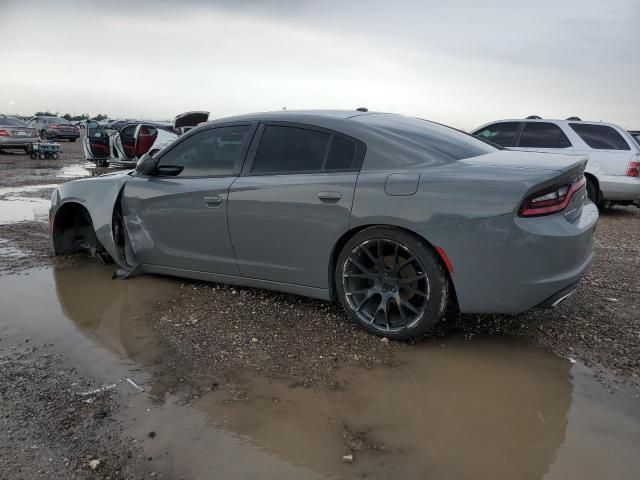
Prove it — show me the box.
[1,0,638,130]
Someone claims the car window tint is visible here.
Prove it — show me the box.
[518,122,572,148]
[569,123,630,150]
[159,125,252,176]
[252,126,330,173]
[474,122,520,147]
[325,136,357,170]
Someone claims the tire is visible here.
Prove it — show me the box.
[38,153,45,160]
[52,153,59,160]
[335,226,449,340]
[30,153,38,160]
[586,177,602,207]
[69,138,77,143]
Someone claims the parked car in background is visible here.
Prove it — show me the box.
[83,120,177,167]
[51,110,597,340]
[0,115,38,152]
[629,131,640,146]
[473,118,640,207]
[27,116,80,142]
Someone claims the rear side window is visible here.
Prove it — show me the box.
[518,122,572,148]
[325,136,357,170]
[474,122,520,147]
[252,125,359,174]
[569,123,630,150]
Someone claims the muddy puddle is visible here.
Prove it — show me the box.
[1,264,639,479]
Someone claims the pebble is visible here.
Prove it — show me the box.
[380,337,389,344]
[342,454,354,463]
[88,459,101,470]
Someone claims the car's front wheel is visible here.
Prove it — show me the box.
[335,227,449,340]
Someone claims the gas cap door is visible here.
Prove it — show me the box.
[384,172,420,196]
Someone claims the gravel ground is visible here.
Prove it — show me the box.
[0,346,151,479]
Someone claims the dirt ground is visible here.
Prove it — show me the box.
[1,142,640,479]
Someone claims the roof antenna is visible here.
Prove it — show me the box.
[526,115,542,119]
[566,116,581,121]
[356,107,368,112]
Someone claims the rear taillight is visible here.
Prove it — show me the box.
[626,158,640,177]
[74,125,80,131]
[50,124,61,129]
[519,175,586,217]
[0,129,9,137]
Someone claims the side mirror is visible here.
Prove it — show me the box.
[135,153,157,176]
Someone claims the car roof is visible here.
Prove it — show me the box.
[479,118,624,129]
[208,109,376,124]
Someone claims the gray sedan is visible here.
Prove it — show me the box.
[49,110,598,339]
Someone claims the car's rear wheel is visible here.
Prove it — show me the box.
[69,138,76,143]
[335,227,449,340]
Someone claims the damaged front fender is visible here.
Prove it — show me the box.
[52,170,136,273]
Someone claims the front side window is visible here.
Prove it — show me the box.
[158,125,252,176]
[473,122,521,147]
[518,122,572,148]
[569,123,630,150]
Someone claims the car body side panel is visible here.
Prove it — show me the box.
[350,162,564,233]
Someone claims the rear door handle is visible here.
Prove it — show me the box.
[204,195,223,207]
[318,191,342,201]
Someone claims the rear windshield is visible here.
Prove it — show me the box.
[0,117,28,127]
[569,123,630,150]
[353,114,496,163]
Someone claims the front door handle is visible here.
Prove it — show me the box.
[318,191,342,202]
[204,195,222,207]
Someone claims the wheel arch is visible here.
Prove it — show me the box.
[584,172,602,205]
[328,223,458,308]
[51,201,104,256]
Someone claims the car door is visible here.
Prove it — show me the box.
[228,123,365,288]
[121,123,257,275]
[82,120,111,160]
[115,124,139,160]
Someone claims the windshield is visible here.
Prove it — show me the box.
[0,117,28,127]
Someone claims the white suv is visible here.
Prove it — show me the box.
[472,118,640,207]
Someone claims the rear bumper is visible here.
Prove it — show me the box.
[598,174,640,201]
[0,137,37,148]
[421,202,598,314]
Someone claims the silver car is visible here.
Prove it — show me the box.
[49,110,598,339]
[27,116,80,142]
[0,115,38,152]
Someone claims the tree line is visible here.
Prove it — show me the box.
[34,112,109,121]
